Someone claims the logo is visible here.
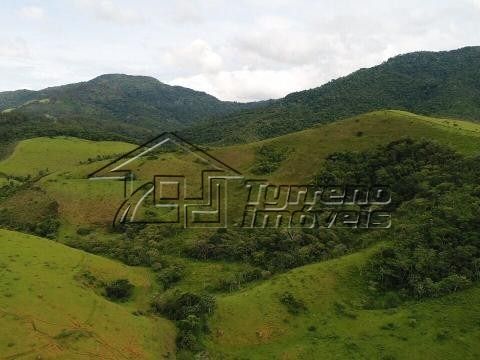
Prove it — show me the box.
[89,133,391,229]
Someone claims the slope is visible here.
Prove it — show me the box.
[184,46,480,144]
[0,228,176,359]
[2,110,480,231]
[204,245,480,359]
[0,136,135,177]
[0,74,264,155]
[212,110,480,183]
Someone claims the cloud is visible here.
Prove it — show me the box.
[233,16,320,65]
[0,38,30,58]
[170,0,204,24]
[163,40,223,74]
[469,0,480,8]
[76,0,144,24]
[2,0,480,101]
[168,65,323,102]
[18,5,45,20]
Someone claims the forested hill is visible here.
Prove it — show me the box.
[0,74,266,154]
[182,46,480,144]
[2,46,480,149]
[0,74,261,136]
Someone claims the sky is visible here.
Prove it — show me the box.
[1,0,480,102]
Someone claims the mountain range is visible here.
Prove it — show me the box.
[1,46,480,150]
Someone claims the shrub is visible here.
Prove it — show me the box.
[76,227,93,236]
[105,279,134,301]
[157,265,184,289]
[280,292,307,315]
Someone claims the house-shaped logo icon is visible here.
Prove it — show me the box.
[88,132,243,228]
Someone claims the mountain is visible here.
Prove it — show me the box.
[0,74,259,127]
[3,46,480,150]
[183,46,480,144]
[0,74,262,154]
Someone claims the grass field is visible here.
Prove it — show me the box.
[213,110,480,182]
[205,246,480,359]
[0,229,176,359]
[0,137,135,177]
[2,109,479,233]
[2,110,480,358]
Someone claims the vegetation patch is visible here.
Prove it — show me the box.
[153,291,216,353]
[251,144,291,175]
[105,278,134,301]
[314,138,480,300]
[279,291,307,315]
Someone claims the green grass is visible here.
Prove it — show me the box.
[2,111,480,358]
[0,136,134,177]
[205,246,480,359]
[0,229,176,359]
[212,110,480,183]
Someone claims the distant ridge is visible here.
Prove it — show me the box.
[182,46,480,144]
[0,73,263,154]
[2,46,480,149]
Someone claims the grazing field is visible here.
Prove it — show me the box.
[0,137,134,177]
[205,247,480,359]
[213,110,480,182]
[2,109,480,247]
[2,110,480,359]
[0,229,176,359]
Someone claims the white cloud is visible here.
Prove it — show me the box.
[469,0,480,8]
[18,5,45,20]
[76,0,144,24]
[1,0,480,101]
[0,38,30,58]
[170,0,204,24]
[163,39,223,74]
[169,65,323,102]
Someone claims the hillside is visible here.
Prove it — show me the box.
[183,46,480,144]
[1,110,480,358]
[211,110,480,182]
[0,136,134,177]
[0,228,176,359]
[0,74,263,155]
[204,246,480,359]
[1,110,480,233]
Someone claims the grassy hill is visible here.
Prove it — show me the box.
[2,110,480,232]
[0,137,135,177]
[204,246,480,359]
[213,110,480,183]
[0,228,176,359]
[183,46,480,144]
[1,110,480,358]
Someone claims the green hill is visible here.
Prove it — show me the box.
[2,110,480,358]
[0,74,264,155]
[2,110,480,232]
[204,246,480,359]
[0,228,176,359]
[212,110,480,183]
[0,136,135,177]
[184,46,480,144]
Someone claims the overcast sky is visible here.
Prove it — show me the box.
[1,0,479,102]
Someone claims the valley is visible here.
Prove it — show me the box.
[1,45,480,359]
